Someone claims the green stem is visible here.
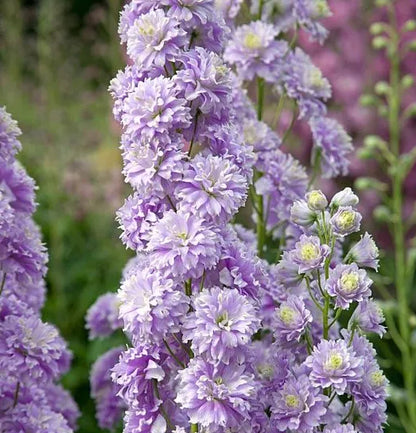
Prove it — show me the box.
[0,271,6,296]
[185,279,192,297]
[387,4,416,428]
[191,424,198,433]
[13,381,20,408]
[163,339,185,368]
[152,380,174,430]
[255,77,267,257]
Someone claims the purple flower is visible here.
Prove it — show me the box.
[175,47,231,123]
[1,402,73,433]
[248,341,292,397]
[86,293,122,339]
[224,21,288,82]
[147,210,221,279]
[117,193,169,251]
[309,117,353,178]
[175,357,256,428]
[255,149,308,228]
[0,107,22,161]
[326,263,372,310]
[44,384,81,430]
[273,295,312,343]
[176,154,247,223]
[0,161,36,215]
[121,76,191,141]
[118,267,189,346]
[273,251,305,290]
[215,0,243,20]
[324,424,358,433]
[182,287,260,363]
[122,137,186,197]
[90,347,125,430]
[290,234,330,273]
[330,206,362,237]
[293,0,331,43]
[122,408,166,433]
[305,339,363,394]
[242,118,281,153]
[284,48,331,119]
[347,232,379,270]
[126,8,187,69]
[271,373,327,432]
[118,1,162,43]
[164,0,215,27]
[112,347,165,409]
[0,314,71,382]
[212,227,267,299]
[351,359,388,413]
[350,299,386,337]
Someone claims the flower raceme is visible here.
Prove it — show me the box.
[87,1,388,433]
[0,108,79,432]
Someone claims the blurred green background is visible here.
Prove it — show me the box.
[0,1,131,431]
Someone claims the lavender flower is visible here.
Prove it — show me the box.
[0,109,78,430]
[305,339,363,394]
[271,373,327,432]
[326,263,372,309]
[182,287,260,363]
[290,234,330,273]
[175,47,231,124]
[224,21,288,81]
[330,206,362,237]
[176,154,247,223]
[273,295,312,343]
[0,314,71,382]
[147,210,221,279]
[91,347,125,430]
[117,267,189,346]
[293,0,331,43]
[126,8,187,69]
[117,193,169,251]
[121,76,191,141]
[0,107,21,161]
[164,0,215,27]
[175,358,256,428]
[351,359,388,413]
[347,232,379,270]
[214,0,243,20]
[86,293,122,339]
[324,424,358,433]
[122,137,185,197]
[284,48,331,119]
[309,117,353,178]
[112,346,165,409]
[350,299,386,337]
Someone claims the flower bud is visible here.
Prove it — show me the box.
[306,190,328,211]
[290,200,316,227]
[330,187,359,209]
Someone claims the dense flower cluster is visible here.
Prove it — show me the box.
[88,1,387,433]
[0,107,79,432]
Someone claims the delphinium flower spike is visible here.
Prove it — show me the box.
[0,107,79,432]
[88,1,388,432]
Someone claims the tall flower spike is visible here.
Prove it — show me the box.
[0,107,78,431]
[93,1,388,432]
